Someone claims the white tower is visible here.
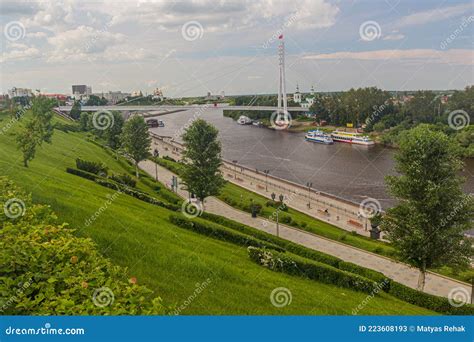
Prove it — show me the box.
[277,35,287,115]
[293,84,302,103]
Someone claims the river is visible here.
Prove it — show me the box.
[149,107,474,209]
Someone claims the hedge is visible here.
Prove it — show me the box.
[66,167,180,212]
[388,281,474,315]
[76,158,108,176]
[248,247,379,294]
[169,215,284,252]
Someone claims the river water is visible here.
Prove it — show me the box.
[150,107,474,209]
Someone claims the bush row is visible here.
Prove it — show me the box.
[200,212,386,282]
[169,215,284,252]
[66,167,180,212]
[387,281,474,315]
[248,247,379,294]
[76,158,108,176]
[110,173,136,188]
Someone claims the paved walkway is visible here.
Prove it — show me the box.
[139,159,472,303]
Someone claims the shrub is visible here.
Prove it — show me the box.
[0,177,166,315]
[248,247,378,294]
[388,281,474,315]
[169,215,284,252]
[110,173,136,188]
[66,167,99,181]
[76,158,108,176]
[163,155,176,162]
[300,222,307,228]
[280,215,292,224]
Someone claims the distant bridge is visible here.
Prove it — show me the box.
[56,104,309,113]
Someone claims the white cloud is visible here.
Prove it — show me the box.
[394,3,472,27]
[303,49,474,65]
[1,46,41,63]
[383,31,405,41]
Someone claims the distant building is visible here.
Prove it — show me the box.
[72,85,92,101]
[300,85,316,109]
[152,88,164,101]
[8,87,33,98]
[293,84,302,103]
[102,91,130,104]
[131,90,143,97]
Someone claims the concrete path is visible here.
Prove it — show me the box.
[139,159,472,303]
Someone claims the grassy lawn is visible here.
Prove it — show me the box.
[0,109,436,315]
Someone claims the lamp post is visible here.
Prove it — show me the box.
[263,169,270,192]
[153,149,160,181]
[306,182,312,209]
[271,192,276,202]
[276,210,279,237]
[232,160,238,178]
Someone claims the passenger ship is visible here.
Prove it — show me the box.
[305,130,334,144]
[330,130,374,146]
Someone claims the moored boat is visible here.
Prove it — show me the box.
[305,130,334,144]
[330,130,374,146]
[237,115,252,125]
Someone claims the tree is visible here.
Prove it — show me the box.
[16,120,40,167]
[106,111,124,149]
[16,96,54,167]
[85,95,108,106]
[79,112,90,131]
[381,125,473,290]
[70,100,81,120]
[181,119,225,204]
[120,116,151,178]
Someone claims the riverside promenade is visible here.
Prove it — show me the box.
[150,133,376,238]
[138,157,472,303]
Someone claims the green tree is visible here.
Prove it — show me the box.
[120,116,151,178]
[106,111,124,149]
[79,112,90,131]
[85,95,108,106]
[181,119,225,204]
[381,125,473,290]
[16,120,40,167]
[16,96,54,167]
[70,100,81,120]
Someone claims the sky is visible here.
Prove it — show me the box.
[1,0,473,97]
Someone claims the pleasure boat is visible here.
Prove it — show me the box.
[305,130,334,144]
[330,130,374,146]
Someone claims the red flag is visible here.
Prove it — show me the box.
[278,34,283,39]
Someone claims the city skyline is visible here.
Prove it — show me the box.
[1,0,473,96]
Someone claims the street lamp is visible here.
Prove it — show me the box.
[276,210,280,237]
[232,160,238,178]
[279,193,284,204]
[153,149,160,181]
[271,192,276,202]
[306,182,313,208]
[263,169,270,191]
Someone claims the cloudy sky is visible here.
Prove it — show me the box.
[1,0,473,96]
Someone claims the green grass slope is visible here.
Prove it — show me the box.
[0,110,434,315]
